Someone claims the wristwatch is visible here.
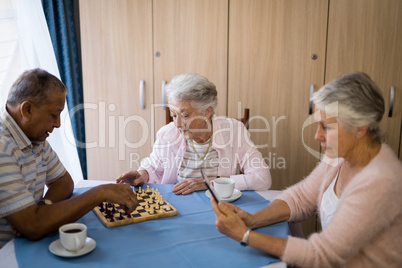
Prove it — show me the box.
[38,198,53,205]
[240,228,251,246]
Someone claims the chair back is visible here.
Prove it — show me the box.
[166,108,173,125]
[238,108,250,129]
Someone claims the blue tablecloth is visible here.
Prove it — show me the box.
[15,184,289,268]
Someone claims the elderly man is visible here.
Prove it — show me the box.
[0,69,138,248]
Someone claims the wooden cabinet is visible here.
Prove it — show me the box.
[228,0,328,191]
[80,0,228,180]
[80,0,401,182]
[325,0,402,159]
[152,0,228,133]
[228,0,402,189]
[80,0,154,180]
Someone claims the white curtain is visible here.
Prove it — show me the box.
[0,0,83,183]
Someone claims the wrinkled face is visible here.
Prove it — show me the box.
[23,91,66,142]
[169,99,211,141]
[314,109,357,159]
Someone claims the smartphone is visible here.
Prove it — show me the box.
[201,168,220,203]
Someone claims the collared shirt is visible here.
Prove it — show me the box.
[0,106,66,248]
[139,116,271,191]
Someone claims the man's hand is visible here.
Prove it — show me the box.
[100,184,139,213]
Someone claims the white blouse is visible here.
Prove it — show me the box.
[320,171,340,229]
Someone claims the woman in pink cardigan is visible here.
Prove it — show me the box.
[117,73,271,194]
[212,72,402,267]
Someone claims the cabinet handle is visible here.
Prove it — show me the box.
[309,84,314,114]
[139,80,145,110]
[162,80,167,110]
[388,86,395,117]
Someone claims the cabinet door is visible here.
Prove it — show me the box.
[80,0,154,180]
[228,0,328,190]
[326,0,402,157]
[153,0,229,134]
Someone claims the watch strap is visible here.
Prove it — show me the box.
[38,198,53,205]
[240,228,251,246]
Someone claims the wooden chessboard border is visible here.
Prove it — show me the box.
[92,186,178,228]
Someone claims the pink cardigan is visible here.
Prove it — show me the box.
[276,144,402,267]
[139,116,271,190]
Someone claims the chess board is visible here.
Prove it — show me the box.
[93,186,178,228]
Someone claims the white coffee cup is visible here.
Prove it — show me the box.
[59,223,87,251]
[210,177,235,198]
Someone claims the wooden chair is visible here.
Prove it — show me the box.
[238,108,250,129]
[165,108,250,129]
[165,107,173,125]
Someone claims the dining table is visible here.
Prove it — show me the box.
[0,180,290,268]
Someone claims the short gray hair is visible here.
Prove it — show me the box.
[7,68,67,107]
[312,72,385,144]
[165,73,218,112]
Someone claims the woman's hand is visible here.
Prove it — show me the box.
[210,197,253,241]
[220,201,255,227]
[116,170,149,186]
[172,178,207,195]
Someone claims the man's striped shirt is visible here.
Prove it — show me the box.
[0,107,66,248]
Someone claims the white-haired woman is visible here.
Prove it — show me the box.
[117,73,271,194]
[211,72,402,267]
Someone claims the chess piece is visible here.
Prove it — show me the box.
[106,210,114,222]
[119,212,124,220]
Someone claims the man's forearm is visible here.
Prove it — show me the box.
[43,172,74,203]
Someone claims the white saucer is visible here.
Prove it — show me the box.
[205,189,242,202]
[49,237,96,257]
